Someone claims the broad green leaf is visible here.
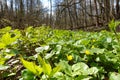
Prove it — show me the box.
[108,20,120,31]
[109,72,120,80]
[0,43,6,49]
[21,58,42,75]
[1,32,18,46]
[35,46,49,53]
[21,69,36,80]
[59,61,72,76]
[50,65,61,77]
[4,53,15,59]
[0,57,6,65]
[10,49,20,54]
[53,72,64,79]
[91,48,104,54]
[115,21,120,29]
[1,32,11,45]
[108,20,114,31]
[107,37,112,43]
[0,60,5,65]
[45,53,54,59]
[38,55,52,76]
[75,75,92,80]
[72,62,89,76]
[8,73,16,77]
[1,26,11,33]
[0,65,9,70]
[72,62,89,71]
[88,67,98,75]
[56,45,62,54]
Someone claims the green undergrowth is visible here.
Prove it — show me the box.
[0,25,120,80]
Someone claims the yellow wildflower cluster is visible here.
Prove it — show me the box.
[67,55,73,61]
[92,39,96,42]
[85,50,90,55]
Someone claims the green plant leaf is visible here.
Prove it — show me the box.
[37,55,52,76]
[1,32,18,46]
[0,43,6,49]
[88,67,98,75]
[55,45,62,54]
[115,21,120,29]
[21,69,36,80]
[53,72,64,79]
[91,48,104,54]
[50,65,61,77]
[1,32,11,45]
[59,61,72,76]
[108,19,120,32]
[45,53,54,59]
[21,58,42,75]
[72,62,89,71]
[75,75,92,80]
[72,62,89,76]
[35,46,49,53]
[107,37,112,43]
[0,65,9,70]
[109,72,120,80]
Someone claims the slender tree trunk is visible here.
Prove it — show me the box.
[106,0,110,22]
[66,0,73,30]
[50,0,52,27]
[94,0,99,27]
[73,0,79,28]
[19,0,24,28]
[90,0,93,24]
[4,0,8,19]
[84,0,87,29]
[116,0,120,19]
[110,0,115,19]
[0,1,4,19]
[10,0,13,20]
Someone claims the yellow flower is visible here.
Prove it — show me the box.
[67,55,73,61]
[92,39,96,42]
[85,50,90,55]
[91,45,95,49]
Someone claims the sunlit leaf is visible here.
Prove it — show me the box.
[0,43,6,49]
[72,62,89,76]
[35,46,49,53]
[21,69,36,80]
[21,58,42,75]
[88,67,98,75]
[109,72,120,80]
[107,37,112,43]
[1,32,11,45]
[37,55,52,76]
[0,65,9,70]
[50,65,61,77]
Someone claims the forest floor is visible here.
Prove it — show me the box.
[0,26,120,80]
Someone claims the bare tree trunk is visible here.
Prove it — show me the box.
[10,0,13,20]
[106,0,110,22]
[0,0,4,19]
[64,8,67,29]
[90,0,93,24]
[50,0,52,27]
[19,0,24,28]
[94,0,99,27]
[116,0,120,19]
[73,0,79,28]
[4,0,8,19]
[66,0,73,30]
